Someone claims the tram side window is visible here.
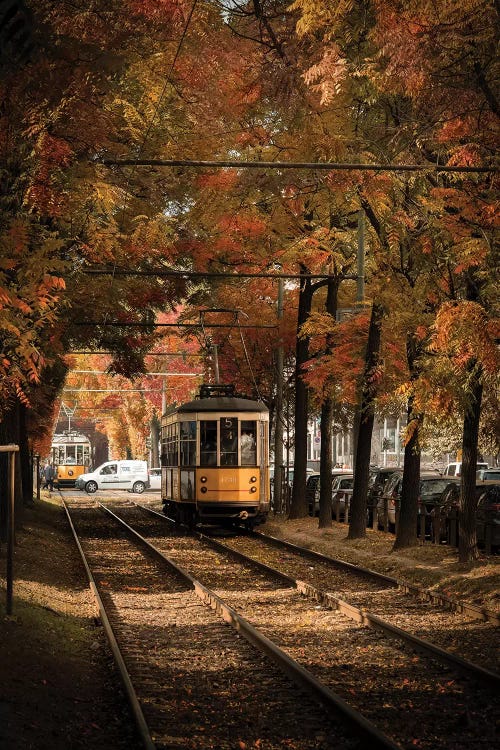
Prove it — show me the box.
[180,421,196,466]
[161,423,177,467]
[200,421,217,466]
[166,424,178,466]
[220,417,238,466]
[240,421,257,466]
[161,425,168,463]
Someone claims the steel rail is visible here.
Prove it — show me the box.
[190,529,500,688]
[62,501,155,750]
[97,501,402,750]
[253,529,500,625]
[132,503,500,685]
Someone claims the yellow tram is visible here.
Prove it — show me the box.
[51,432,91,488]
[161,384,270,529]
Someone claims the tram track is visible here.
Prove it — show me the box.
[91,499,497,750]
[134,500,500,677]
[63,498,397,750]
[219,530,500,675]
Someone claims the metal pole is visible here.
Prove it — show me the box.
[357,209,365,304]
[35,455,40,501]
[161,379,167,415]
[352,210,366,472]
[7,451,15,615]
[1,444,19,616]
[212,344,220,384]
[273,279,284,513]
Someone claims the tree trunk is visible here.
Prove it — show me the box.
[289,271,313,519]
[318,275,339,529]
[348,302,383,539]
[20,403,33,504]
[393,334,423,550]
[459,364,483,562]
[151,413,160,467]
[393,398,421,549]
[318,397,334,528]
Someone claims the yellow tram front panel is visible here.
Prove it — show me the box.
[196,467,261,501]
[56,464,87,487]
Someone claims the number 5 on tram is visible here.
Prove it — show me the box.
[161,384,270,529]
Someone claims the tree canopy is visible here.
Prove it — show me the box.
[1,0,498,559]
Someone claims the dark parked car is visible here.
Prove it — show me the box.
[307,470,351,516]
[376,471,453,533]
[306,472,320,514]
[477,469,500,481]
[367,467,401,524]
[431,480,500,549]
[476,483,500,549]
[331,474,354,520]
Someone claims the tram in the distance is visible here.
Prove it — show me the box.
[161,384,270,529]
[51,432,91,488]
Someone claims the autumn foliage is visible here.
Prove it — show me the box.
[0,1,498,560]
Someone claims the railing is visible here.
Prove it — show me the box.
[330,491,497,555]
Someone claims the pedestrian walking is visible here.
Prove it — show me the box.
[42,462,55,491]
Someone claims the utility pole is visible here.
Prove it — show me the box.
[357,209,365,304]
[212,344,220,384]
[352,209,366,472]
[273,278,284,513]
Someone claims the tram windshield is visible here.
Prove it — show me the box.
[52,443,90,466]
[220,417,238,466]
[198,418,258,467]
[240,421,257,466]
[200,421,217,466]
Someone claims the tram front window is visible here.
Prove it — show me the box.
[240,421,257,466]
[220,417,238,466]
[200,421,217,466]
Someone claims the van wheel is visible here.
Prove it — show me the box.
[133,481,146,494]
[85,481,98,494]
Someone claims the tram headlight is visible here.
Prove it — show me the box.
[250,486,257,493]
[249,476,257,483]
[200,476,207,483]
[200,486,208,493]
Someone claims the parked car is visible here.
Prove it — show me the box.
[148,467,162,490]
[331,473,354,520]
[307,470,351,516]
[376,471,453,533]
[476,483,500,550]
[431,480,500,549]
[477,468,500,481]
[367,467,401,524]
[443,461,488,477]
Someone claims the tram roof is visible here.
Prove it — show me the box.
[169,396,268,415]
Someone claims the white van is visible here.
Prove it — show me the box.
[75,460,148,494]
[443,461,488,478]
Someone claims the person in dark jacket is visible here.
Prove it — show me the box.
[42,462,55,491]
